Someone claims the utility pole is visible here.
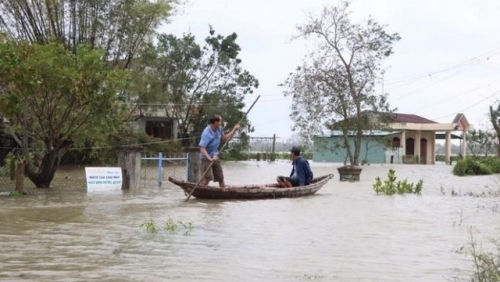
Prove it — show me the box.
[271,134,276,161]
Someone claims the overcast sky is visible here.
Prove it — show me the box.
[163,0,500,140]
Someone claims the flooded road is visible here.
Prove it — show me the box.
[1,161,499,281]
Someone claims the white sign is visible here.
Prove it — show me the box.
[85,167,123,192]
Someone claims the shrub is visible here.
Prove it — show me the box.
[480,157,500,173]
[457,229,500,282]
[373,169,423,195]
[453,158,494,176]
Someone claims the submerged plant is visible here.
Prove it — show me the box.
[456,228,500,281]
[141,219,159,234]
[141,216,194,235]
[180,221,194,236]
[373,169,423,195]
[165,217,194,236]
[165,217,178,233]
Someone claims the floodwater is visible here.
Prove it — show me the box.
[1,161,500,282]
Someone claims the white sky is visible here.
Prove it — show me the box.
[163,0,500,140]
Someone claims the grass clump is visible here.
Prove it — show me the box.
[453,157,500,176]
[142,217,193,236]
[373,169,423,195]
[140,219,159,234]
[457,228,500,282]
[165,217,193,236]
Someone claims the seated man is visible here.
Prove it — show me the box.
[277,146,313,188]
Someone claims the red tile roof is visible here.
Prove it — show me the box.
[361,110,438,124]
[390,113,437,124]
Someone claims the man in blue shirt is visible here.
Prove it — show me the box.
[277,146,314,188]
[199,114,240,188]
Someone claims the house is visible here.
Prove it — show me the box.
[313,112,473,164]
[129,104,179,140]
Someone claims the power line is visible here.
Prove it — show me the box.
[390,68,468,101]
[411,83,496,112]
[121,96,290,107]
[430,89,500,121]
[385,47,500,86]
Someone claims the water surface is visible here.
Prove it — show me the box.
[1,161,499,281]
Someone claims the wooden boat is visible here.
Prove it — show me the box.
[168,174,334,200]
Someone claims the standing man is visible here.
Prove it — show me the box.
[276,146,314,188]
[199,115,241,188]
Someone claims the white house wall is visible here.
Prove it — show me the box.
[385,147,404,164]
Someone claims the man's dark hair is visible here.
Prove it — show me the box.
[290,146,301,156]
[209,115,221,124]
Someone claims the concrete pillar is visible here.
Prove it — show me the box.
[431,137,436,164]
[415,131,421,164]
[118,145,143,190]
[15,161,26,194]
[401,130,406,156]
[461,130,467,157]
[445,131,452,164]
[185,147,201,183]
[172,119,179,141]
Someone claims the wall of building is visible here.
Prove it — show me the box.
[384,147,404,164]
[400,130,435,164]
[129,118,178,140]
[129,120,146,133]
[313,136,387,164]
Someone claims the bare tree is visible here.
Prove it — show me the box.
[282,1,400,166]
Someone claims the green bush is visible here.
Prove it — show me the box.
[221,150,250,161]
[373,169,423,195]
[453,158,495,176]
[480,157,500,173]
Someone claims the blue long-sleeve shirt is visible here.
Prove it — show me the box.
[290,157,314,186]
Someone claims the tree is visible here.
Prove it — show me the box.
[466,129,495,157]
[489,103,500,157]
[0,0,175,185]
[130,27,259,147]
[0,40,128,188]
[0,0,173,69]
[282,1,400,166]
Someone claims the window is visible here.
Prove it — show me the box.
[145,120,173,139]
[405,138,414,155]
[392,137,400,148]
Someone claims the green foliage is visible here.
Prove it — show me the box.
[220,151,312,161]
[466,129,496,156]
[0,0,173,68]
[0,0,175,187]
[373,169,423,195]
[130,28,259,148]
[164,217,178,233]
[0,40,128,187]
[142,217,193,236]
[282,1,400,166]
[453,157,496,176]
[489,102,500,157]
[479,157,500,173]
[0,153,13,177]
[164,217,193,235]
[141,219,159,234]
[457,229,500,282]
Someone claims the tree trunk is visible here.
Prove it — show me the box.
[353,131,362,166]
[25,150,60,188]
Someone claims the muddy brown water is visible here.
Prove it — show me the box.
[1,161,499,281]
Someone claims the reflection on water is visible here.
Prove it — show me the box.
[1,161,499,281]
